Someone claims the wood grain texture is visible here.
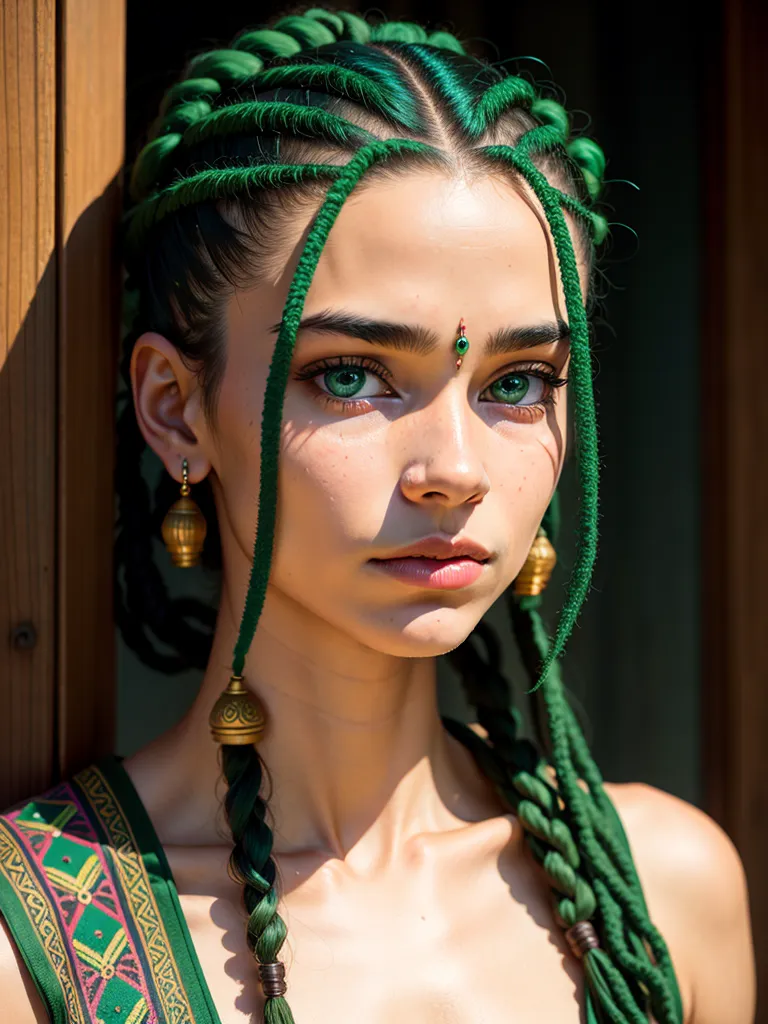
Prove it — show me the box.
[57,0,125,776]
[701,0,768,1014]
[0,0,57,806]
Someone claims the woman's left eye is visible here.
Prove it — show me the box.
[482,372,548,406]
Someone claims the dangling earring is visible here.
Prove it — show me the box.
[209,675,267,745]
[514,527,557,596]
[161,457,207,567]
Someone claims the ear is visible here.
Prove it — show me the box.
[130,331,213,484]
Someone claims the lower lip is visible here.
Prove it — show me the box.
[369,557,486,590]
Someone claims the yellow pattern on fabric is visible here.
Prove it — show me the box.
[125,996,150,1024]
[75,766,196,1024]
[74,925,129,976]
[46,853,102,903]
[0,821,86,1024]
[17,802,76,835]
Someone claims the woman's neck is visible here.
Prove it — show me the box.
[125,582,500,867]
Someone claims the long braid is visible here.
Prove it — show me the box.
[122,10,682,1023]
[448,633,650,1024]
[221,745,294,1024]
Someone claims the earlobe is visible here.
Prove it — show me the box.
[130,331,212,484]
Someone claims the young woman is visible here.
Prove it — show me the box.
[0,9,755,1024]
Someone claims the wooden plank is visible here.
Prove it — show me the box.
[701,0,768,1013]
[56,0,125,775]
[0,0,57,806]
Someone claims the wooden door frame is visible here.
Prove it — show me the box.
[700,0,768,1010]
[57,0,125,778]
[0,0,124,807]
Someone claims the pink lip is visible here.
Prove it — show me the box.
[370,556,486,590]
[368,535,492,590]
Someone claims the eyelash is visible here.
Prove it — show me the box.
[292,356,568,419]
[486,362,568,422]
[293,356,396,414]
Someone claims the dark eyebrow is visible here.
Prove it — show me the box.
[485,318,571,357]
[271,310,439,355]
[271,310,570,356]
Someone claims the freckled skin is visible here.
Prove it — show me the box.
[1,172,754,1023]
[213,173,573,658]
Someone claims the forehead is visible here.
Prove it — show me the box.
[301,170,580,324]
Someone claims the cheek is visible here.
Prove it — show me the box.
[275,423,393,559]
[487,420,566,573]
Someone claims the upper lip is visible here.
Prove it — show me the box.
[372,536,492,562]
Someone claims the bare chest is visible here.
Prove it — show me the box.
[168,839,585,1024]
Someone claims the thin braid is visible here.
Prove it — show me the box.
[231,137,438,676]
[468,75,536,135]
[507,497,680,1021]
[180,102,376,149]
[483,129,601,690]
[248,64,420,130]
[541,660,680,1022]
[125,164,343,254]
[513,591,681,1023]
[221,746,294,1024]
[447,635,656,1023]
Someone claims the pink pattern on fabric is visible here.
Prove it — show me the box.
[7,780,158,1024]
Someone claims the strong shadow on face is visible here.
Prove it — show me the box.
[186,171,586,1020]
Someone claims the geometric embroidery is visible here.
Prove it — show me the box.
[75,767,197,1024]
[73,904,128,979]
[96,976,149,1024]
[0,768,204,1024]
[0,820,86,1023]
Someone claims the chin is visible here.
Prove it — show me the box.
[351,602,485,659]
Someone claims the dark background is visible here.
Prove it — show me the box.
[120,0,713,805]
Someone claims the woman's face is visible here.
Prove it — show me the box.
[200,170,584,657]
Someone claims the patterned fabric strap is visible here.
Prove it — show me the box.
[0,762,209,1024]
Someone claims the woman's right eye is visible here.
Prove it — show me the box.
[313,364,394,400]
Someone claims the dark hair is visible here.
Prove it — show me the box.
[117,9,682,1024]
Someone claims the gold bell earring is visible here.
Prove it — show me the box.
[514,527,557,596]
[209,675,267,745]
[161,457,207,567]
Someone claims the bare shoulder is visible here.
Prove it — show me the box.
[0,914,49,1023]
[605,782,755,1024]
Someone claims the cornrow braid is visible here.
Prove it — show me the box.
[119,8,682,1024]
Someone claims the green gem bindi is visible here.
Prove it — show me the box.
[455,318,469,368]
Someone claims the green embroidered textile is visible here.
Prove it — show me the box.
[0,756,679,1023]
[0,757,218,1024]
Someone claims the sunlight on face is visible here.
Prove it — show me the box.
[215,170,585,656]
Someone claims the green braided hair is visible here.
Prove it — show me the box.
[120,9,682,1024]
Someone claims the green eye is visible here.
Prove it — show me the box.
[323,367,367,398]
[300,359,394,403]
[489,374,533,404]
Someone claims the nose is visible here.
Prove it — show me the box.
[398,392,490,509]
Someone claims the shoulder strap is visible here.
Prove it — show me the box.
[0,760,212,1024]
